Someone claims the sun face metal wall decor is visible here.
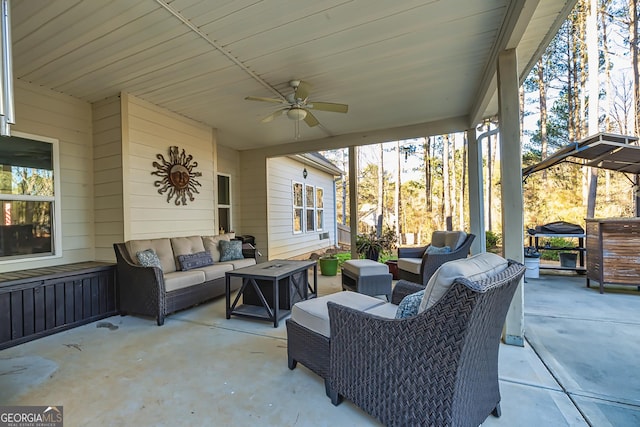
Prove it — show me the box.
[151,146,202,205]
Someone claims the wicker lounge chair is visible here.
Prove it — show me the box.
[287,259,525,427]
[397,232,475,286]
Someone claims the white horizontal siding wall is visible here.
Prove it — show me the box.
[238,151,268,259]
[0,80,95,272]
[122,93,216,240]
[267,156,336,260]
[93,95,122,262]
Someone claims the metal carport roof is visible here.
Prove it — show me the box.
[522,133,640,179]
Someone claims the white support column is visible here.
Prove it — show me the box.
[498,49,525,347]
[349,146,359,259]
[467,128,486,255]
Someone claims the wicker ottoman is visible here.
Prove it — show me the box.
[286,291,396,396]
[341,259,393,301]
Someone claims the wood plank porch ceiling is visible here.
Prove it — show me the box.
[12,0,576,152]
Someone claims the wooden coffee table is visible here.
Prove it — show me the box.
[225,260,317,327]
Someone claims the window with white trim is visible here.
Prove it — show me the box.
[292,182,303,234]
[316,187,324,231]
[292,181,325,234]
[217,173,232,233]
[0,135,58,259]
[305,184,315,232]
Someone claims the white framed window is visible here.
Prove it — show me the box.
[292,181,325,234]
[316,187,324,231]
[0,132,61,262]
[305,184,315,232]
[217,173,232,233]
[292,181,303,234]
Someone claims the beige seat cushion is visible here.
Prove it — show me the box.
[419,252,508,313]
[127,238,177,273]
[291,291,386,337]
[163,270,206,292]
[218,258,256,270]
[194,263,233,281]
[397,258,422,275]
[343,259,389,276]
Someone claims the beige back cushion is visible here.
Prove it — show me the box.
[202,234,231,262]
[170,236,205,257]
[418,252,508,313]
[444,231,467,250]
[126,238,177,273]
[431,231,448,247]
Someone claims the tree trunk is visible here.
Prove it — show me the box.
[601,0,613,200]
[459,133,467,229]
[424,137,432,212]
[443,134,451,230]
[395,141,401,243]
[377,143,384,233]
[631,0,640,135]
[538,58,549,180]
[586,0,599,218]
[451,134,458,229]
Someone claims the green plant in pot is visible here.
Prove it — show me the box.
[356,228,397,261]
[318,254,339,276]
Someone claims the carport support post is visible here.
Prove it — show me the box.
[498,49,524,346]
[467,128,486,255]
[349,146,359,259]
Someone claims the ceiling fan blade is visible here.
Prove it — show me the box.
[307,102,349,114]
[295,80,312,101]
[303,110,320,127]
[245,96,285,104]
[261,109,286,123]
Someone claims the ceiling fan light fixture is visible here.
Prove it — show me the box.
[287,107,307,121]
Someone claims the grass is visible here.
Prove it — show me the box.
[334,251,396,267]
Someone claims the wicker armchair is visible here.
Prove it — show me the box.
[397,233,475,286]
[325,260,525,427]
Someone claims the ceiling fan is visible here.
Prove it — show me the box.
[245,80,348,127]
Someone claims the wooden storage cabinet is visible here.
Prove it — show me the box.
[0,262,116,350]
[586,218,640,293]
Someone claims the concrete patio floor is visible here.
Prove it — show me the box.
[1,269,640,426]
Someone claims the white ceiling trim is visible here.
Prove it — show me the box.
[256,115,470,158]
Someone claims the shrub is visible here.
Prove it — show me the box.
[486,230,501,249]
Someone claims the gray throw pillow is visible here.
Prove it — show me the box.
[219,240,244,262]
[136,249,162,270]
[426,245,451,255]
[395,290,425,319]
[177,251,214,271]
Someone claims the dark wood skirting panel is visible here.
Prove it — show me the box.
[0,262,117,350]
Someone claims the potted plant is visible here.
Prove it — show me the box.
[318,253,339,276]
[356,228,397,261]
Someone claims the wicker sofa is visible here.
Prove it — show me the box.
[113,233,257,325]
[287,253,525,427]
